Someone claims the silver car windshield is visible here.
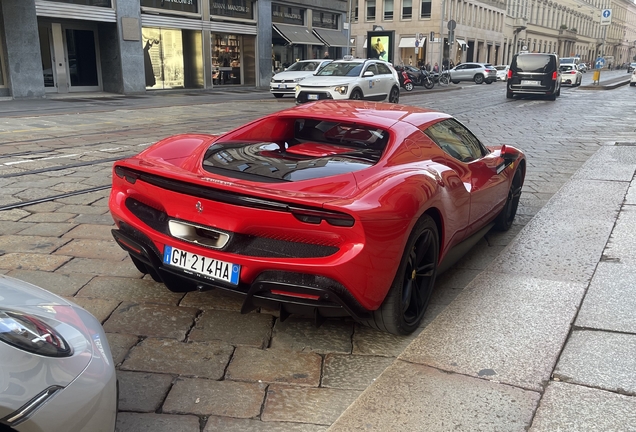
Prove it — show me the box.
[286,61,321,72]
[316,63,364,77]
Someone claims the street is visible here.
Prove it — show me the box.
[0,71,634,431]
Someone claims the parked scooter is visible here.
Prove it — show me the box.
[396,66,414,91]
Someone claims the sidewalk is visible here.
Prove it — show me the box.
[328,144,636,430]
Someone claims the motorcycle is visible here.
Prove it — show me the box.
[396,66,414,91]
[417,67,435,89]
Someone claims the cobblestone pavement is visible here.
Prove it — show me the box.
[0,71,633,431]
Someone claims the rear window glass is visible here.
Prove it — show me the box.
[295,119,389,150]
[514,55,553,73]
[560,65,574,71]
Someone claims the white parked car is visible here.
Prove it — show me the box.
[630,69,636,86]
[559,64,582,86]
[0,275,117,431]
[295,57,400,104]
[494,65,510,81]
[270,60,332,98]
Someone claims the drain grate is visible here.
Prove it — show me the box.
[615,142,636,146]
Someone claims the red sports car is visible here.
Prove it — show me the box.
[109,101,525,335]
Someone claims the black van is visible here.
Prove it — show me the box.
[506,53,561,100]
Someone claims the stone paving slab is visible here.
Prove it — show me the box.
[19,212,77,223]
[263,385,361,425]
[188,309,273,348]
[576,262,636,333]
[0,252,71,272]
[204,416,328,432]
[117,371,174,412]
[488,187,625,284]
[179,289,244,312]
[399,272,585,392]
[321,354,394,390]
[121,338,233,379]
[626,179,636,205]
[116,413,200,432]
[56,257,142,278]
[16,222,77,237]
[67,296,120,323]
[270,318,354,354]
[54,238,128,260]
[55,204,110,215]
[0,222,35,235]
[602,206,636,264]
[571,145,636,182]
[553,330,636,395]
[104,302,198,340]
[0,234,70,254]
[530,381,636,432]
[106,332,139,366]
[226,347,322,387]
[328,360,539,432]
[162,377,266,418]
[62,223,115,240]
[6,269,93,297]
[352,324,422,358]
[76,276,183,305]
[0,209,30,221]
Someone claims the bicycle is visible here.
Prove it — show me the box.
[438,69,451,86]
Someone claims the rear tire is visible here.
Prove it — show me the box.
[494,168,523,231]
[506,90,514,99]
[485,80,493,84]
[424,79,434,89]
[452,80,460,84]
[474,74,484,84]
[363,215,439,335]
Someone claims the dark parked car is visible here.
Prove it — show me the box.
[507,53,561,100]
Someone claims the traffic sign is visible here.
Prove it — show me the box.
[595,57,606,69]
[600,9,612,26]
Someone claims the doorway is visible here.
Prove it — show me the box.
[38,22,101,93]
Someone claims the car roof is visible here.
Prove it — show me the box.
[282,101,450,130]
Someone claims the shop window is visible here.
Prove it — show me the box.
[212,34,241,85]
[420,0,431,19]
[142,28,185,89]
[43,0,112,6]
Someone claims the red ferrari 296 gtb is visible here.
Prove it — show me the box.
[109,101,525,335]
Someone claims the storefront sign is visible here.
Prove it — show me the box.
[312,12,338,30]
[272,4,304,25]
[43,0,112,6]
[141,0,198,14]
[210,0,253,19]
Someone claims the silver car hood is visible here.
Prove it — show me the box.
[0,276,96,417]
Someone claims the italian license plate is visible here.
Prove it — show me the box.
[163,245,240,285]
[521,80,541,86]
[307,94,319,100]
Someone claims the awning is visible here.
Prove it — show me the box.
[313,28,349,47]
[399,37,416,48]
[456,38,468,47]
[273,23,322,45]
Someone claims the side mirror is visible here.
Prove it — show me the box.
[363,71,375,77]
[500,145,519,163]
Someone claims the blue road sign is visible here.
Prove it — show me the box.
[595,57,606,69]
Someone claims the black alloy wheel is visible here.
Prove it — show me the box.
[350,89,363,100]
[389,86,400,103]
[494,168,523,231]
[474,74,484,84]
[365,215,438,335]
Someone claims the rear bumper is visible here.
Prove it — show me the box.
[111,224,372,321]
[507,84,558,95]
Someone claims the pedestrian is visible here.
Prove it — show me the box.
[433,62,439,73]
[409,55,413,66]
[323,51,330,59]
[608,63,612,71]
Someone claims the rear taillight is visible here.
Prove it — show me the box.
[570,71,577,74]
[507,69,512,80]
[291,208,355,227]
[552,71,558,80]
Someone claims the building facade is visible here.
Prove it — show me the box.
[350,0,508,68]
[0,0,349,98]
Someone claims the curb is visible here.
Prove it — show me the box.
[579,78,631,90]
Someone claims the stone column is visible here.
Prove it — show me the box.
[257,0,272,89]
[0,0,45,98]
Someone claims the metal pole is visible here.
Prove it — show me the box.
[346,0,353,56]
[439,0,445,72]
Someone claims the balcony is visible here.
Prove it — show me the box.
[558,29,577,41]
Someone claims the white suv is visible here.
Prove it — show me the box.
[295,58,400,104]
